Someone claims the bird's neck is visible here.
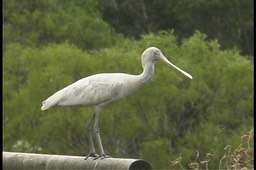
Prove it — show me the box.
[138,62,155,85]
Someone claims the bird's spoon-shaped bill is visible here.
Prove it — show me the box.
[159,54,193,79]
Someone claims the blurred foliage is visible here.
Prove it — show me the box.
[3,0,122,50]
[98,0,254,56]
[3,0,254,169]
[3,31,253,169]
[171,128,254,169]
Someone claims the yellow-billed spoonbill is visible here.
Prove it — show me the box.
[41,47,193,160]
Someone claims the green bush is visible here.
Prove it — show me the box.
[3,0,121,50]
[3,31,253,169]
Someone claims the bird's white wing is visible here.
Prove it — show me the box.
[41,73,137,110]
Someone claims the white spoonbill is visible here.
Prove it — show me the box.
[41,47,193,160]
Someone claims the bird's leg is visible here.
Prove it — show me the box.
[84,113,99,160]
[93,110,111,160]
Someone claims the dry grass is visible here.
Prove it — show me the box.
[171,128,254,170]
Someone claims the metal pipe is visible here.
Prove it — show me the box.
[3,151,152,170]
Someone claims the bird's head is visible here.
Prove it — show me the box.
[142,47,193,79]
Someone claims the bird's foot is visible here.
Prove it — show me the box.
[93,154,111,160]
[84,152,99,160]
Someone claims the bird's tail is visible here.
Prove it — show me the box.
[41,98,58,111]
[41,101,48,111]
[41,90,63,111]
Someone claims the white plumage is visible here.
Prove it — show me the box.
[41,47,192,160]
[41,73,147,110]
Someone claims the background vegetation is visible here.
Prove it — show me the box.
[3,0,253,169]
